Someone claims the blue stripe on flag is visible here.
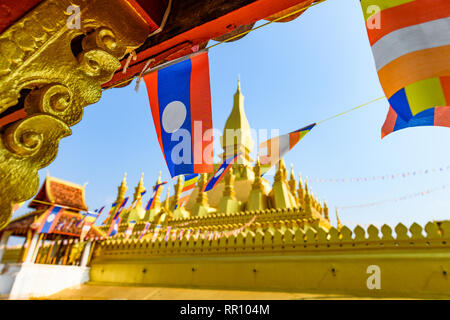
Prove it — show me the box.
[158,59,193,176]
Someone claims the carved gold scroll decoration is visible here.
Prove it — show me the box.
[0,0,150,228]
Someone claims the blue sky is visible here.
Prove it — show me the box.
[12,0,450,231]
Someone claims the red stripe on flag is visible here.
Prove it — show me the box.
[144,72,166,163]
[190,52,213,173]
[367,0,450,46]
[440,76,450,105]
[434,106,450,127]
[381,106,398,139]
[289,131,300,149]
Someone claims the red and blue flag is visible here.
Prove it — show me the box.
[37,206,64,234]
[108,218,121,237]
[144,52,214,177]
[113,197,129,220]
[204,154,240,192]
[145,182,167,210]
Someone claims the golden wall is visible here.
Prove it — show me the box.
[90,221,450,298]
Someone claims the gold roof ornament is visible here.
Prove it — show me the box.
[303,181,312,216]
[132,173,146,202]
[172,175,190,219]
[218,167,241,214]
[127,173,146,222]
[104,173,128,226]
[297,173,305,208]
[323,201,330,221]
[191,174,216,217]
[118,172,128,201]
[271,159,296,209]
[335,208,343,230]
[288,164,299,205]
[248,157,268,211]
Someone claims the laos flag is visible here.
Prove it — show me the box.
[144,52,214,177]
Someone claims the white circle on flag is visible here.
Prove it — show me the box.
[47,214,56,223]
[162,101,187,133]
[215,167,225,178]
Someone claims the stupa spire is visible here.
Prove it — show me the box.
[220,76,254,164]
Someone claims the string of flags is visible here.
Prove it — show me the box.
[336,183,450,210]
[308,165,450,183]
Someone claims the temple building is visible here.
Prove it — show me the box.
[99,79,332,237]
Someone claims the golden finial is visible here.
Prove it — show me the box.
[164,189,170,211]
[252,156,263,190]
[323,201,329,221]
[133,173,145,201]
[335,208,343,230]
[156,171,162,184]
[118,172,128,199]
[274,158,288,182]
[303,182,312,215]
[196,173,209,205]
[223,167,236,197]
[288,164,297,193]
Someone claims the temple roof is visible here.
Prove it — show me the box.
[29,175,88,212]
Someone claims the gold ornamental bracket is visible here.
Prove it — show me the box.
[0,0,150,228]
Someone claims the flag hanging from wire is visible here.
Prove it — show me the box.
[360,0,450,138]
[177,174,200,208]
[145,181,167,210]
[259,124,316,175]
[143,51,214,177]
[35,206,64,234]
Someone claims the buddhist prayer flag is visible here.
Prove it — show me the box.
[164,226,172,241]
[104,202,117,224]
[143,51,214,177]
[113,197,129,220]
[145,182,167,210]
[259,124,316,174]
[204,154,240,192]
[152,224,162,242]
[108,217,121,237]
[178,174,200,207]
[178,228,186,240]
[360,0,450,137]
[125,220,136,238]
[139,222,151,240]
[37,206,64,234]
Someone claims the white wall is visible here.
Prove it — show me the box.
[0,264,21,296]
[5,263,90,299]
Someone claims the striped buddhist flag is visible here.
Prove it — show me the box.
[112,197,129,220]
[177,174,199,207]
[145,182,167,210]
[360,0,450,137]
[204,154,239,192]
[125,220,136,238]
[259,124,316,174]
[103,202,117,224]
[152,225,162,242]
[164,226,172,241]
